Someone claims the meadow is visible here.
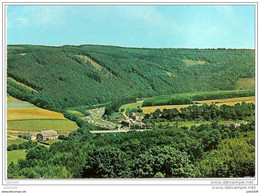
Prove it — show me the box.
[235,78,255,90]
[7,150,26,165]
[7,119,78,133]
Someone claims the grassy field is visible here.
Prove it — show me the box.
[235,78,255,90]
[141,96,255,114]
[7,150,26,165]
[76,55,103,71]
[7,137,27,146]
[182,59,206,66]
[7,119,78,133]
[66,110,84,117]
[120,100,143,111]
[7,95,20,102]
[7,102,35,109]
[7,107,65,120]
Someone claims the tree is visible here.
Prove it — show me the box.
[199,136,255,177]
[83,146,130,178]
[133,146,195,178]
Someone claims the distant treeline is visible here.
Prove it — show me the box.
[7,141,37,151]
[142,90,255,107]
[145,102,255,122]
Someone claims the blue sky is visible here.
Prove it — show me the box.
[7,5,255,48]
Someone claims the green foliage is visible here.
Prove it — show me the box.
[83,146,130,178]
[133,146,195,178]
[142,90,254,107]
[7,119,255,178]
[145,102,254,122]
[198,134,255,177]
[7,45,255,110]
[104,97,136,115]
[7,140,37,151]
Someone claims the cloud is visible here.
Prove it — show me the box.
[8,6,69,29]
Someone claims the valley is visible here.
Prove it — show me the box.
[6,45,255,179]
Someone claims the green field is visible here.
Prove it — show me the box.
[142,89,254,107]
[7,119,78,133]
[182,59,206,66]
[7,137,27,146]
[7,150,26,165]
[120,101,143,111]
[7,102,35,109]
[235,78,255,90]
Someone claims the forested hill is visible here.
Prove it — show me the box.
[7,45,255,110]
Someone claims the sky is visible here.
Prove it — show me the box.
[7,5,255,48]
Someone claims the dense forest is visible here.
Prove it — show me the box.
[7,45,254,111]
[8,110,255,178]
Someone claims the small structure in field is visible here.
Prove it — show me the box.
[36,130,59,141]
[18,132,37,140]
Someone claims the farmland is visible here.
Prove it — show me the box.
[142,96,255,114]
[7,96,78,147]
[7,107,65,120]
[7,119,78,133]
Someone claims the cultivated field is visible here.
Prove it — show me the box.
[7,107,65,120]
[7,119,78,133]
[141,96,255,114]
[7,95,20,102]
[7,96,79,146]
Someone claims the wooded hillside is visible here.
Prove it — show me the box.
[7,45,255,110]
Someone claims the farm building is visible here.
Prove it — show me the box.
[18,132,37,140]
[36,130,59,141]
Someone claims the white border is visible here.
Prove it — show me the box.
[1,1,258,190]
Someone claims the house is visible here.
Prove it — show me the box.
[36,130,59,141]
[18,132,37,140]
[234,123,241,128]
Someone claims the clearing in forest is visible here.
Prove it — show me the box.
[76,55,103,71]
[182,59,206,66]
[235,78,255,90]
[7,77,37,92]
